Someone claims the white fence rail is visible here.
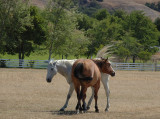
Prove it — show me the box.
[112,63,160,71]
[0,59,48,69]
[0,59,160,71]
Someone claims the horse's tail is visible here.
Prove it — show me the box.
[74,63,92,81]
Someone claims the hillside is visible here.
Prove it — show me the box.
[100,0,160,21]
[30,0,160,21]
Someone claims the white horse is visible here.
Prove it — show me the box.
[46,59,113,112]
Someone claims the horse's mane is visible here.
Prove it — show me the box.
[49,59,54,64]
[93,58,112,63]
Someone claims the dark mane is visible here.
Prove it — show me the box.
[92,59,103,69]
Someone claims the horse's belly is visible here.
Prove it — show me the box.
[80,78,98,87]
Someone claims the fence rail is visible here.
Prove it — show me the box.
[112,63,160,71]
[0,59,160,71]
[0,59,48,69]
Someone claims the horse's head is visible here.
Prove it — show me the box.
[46,60,58,83]
[95,58,115,77]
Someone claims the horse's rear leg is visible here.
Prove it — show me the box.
[75,86,82,114]
[81,87,87,112]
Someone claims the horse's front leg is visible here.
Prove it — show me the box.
[87,87,94,110]
[60,82,74,111]
[94,87,99,113]
[101,77,110,112]
[94,80,100,113]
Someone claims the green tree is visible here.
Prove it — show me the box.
[94,9,110,21]
[113,11,159,63]
[154,18,160,45]
[76,14,95,31]
[138,51,152,62]
[0,0,32,59]
[0,0,46,61]
[45,0,83,60]
[114,35,142,63]
[86,16,122,58]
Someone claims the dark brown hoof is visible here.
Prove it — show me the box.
[95,109,99,113]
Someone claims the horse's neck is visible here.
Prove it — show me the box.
[93,60,103,72]
[56,61,72,78]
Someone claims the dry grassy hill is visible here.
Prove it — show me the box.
[31,0,160,21]
[100,0,160,21]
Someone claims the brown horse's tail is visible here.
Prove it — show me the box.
[74,63,92,81]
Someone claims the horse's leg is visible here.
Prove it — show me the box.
[81,87,87,112]
[75,86,81,114]
[60,82,74,111]
[87,87,94,110]
[94,81,100,113]
[101,76,110,112]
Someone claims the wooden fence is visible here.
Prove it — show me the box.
[0,59,160,71]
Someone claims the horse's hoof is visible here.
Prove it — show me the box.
[95,109,99,113]
[76,110,80,114]
[83,109,87,113]
[59,108,65,111]
[87,106,90,110]
[105,108,109,112]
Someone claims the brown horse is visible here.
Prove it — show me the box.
[71,58,115,114]
[92,57,115,77]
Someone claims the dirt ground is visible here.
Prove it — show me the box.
[0,68,160,119]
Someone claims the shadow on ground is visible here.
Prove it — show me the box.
[51,110,95,116]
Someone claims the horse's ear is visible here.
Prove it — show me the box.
[105,57,108,62]
[101,57,105,60]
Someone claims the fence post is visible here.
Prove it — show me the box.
[155,62,157,72]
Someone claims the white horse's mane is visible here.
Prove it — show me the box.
[49,59,54,64]
[49,59,76,65]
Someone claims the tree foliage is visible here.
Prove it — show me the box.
[0,0,159,62]
[112,11,159,62]
[0,0,46,60]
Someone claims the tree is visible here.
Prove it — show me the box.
[45,0,81,60]
[86,15,122,58]
[112,11,159,63]
[0,0,32,59]
[0,0,46,66]
[94,9,110,21]
[113,35,142,63]
[76,14,95,31]
[138,51,152,62]
[154,18,160,45]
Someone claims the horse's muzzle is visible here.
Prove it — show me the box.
[111,72,115,77]
[46,78,51,83]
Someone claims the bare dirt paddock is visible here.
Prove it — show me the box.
[0,68,160,119]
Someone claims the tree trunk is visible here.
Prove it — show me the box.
[18,45,22,67]
[133,56,136,63]
[65,54,68,59]
[87,52,91,59]
[48,50,52,61]
[48,43,53,60]
[125,56,128,63]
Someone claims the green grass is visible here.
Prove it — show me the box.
[0,52,90,60]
